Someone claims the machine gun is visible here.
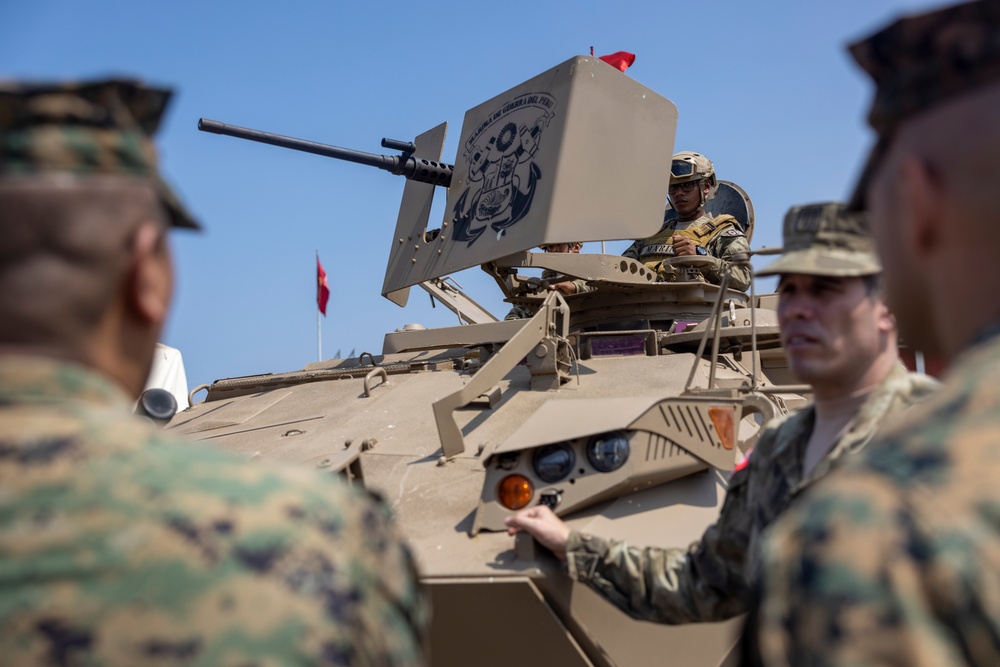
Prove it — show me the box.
[200,57,682,301]
[197,118,454,186]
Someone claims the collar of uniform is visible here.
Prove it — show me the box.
[0,354,133,411]
[792,362,913,494]
[765,407,814,491]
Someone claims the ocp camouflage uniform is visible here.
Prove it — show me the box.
[622,212,751,291]
[748,326,1000,667]
[0,356,429,667]
[564,364,936,624]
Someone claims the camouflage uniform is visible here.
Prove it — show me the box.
[748,327,1000,666]
[504,303,535,321]
[0,80,429,666]
[622,212,752,291]
[0,355,429,666]
[504,270,593,320]
[744,3,1000,664]
[564,364,936,624]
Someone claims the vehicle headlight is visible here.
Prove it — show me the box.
[587,431,630,473]
[532,443,575,483]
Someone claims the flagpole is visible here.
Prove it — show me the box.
[316,249,322,362]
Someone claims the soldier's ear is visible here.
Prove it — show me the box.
[895,155,942,260]
[127,222,172,327]
[875,298,896,334]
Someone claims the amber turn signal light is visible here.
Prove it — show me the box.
[498,474,534,510]
[708,406,735,451]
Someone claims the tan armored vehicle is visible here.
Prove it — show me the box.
[173,56,807,666]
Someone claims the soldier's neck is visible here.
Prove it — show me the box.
[812,384,875,422]
[676,207,705,223]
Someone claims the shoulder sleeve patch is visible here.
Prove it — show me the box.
[723,228,744,237]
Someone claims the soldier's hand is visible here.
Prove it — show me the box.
[548,280,578,296]
[504,505,571,560]
[671,235,697,256]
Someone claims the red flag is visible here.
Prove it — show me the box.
[317,256,330,316]
[598,51,636,73]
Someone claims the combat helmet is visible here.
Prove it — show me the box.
[670,151,717,188]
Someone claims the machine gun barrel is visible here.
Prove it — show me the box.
[197,118,454,187]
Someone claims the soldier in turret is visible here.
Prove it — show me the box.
[623,151,751,291]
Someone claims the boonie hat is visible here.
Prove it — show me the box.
[847,0,1000,211]
[0,78,200,229]
[757,202,880,277]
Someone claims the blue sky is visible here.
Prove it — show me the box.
[1,0,943,389]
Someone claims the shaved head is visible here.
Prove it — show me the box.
[886,81,1000,215]
[868,80,1000,359]
[0,174,172,393]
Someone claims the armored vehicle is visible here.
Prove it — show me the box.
[170,56,807,666]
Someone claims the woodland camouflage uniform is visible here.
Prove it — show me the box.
[745,2,1000,665]
[0,357,428,666]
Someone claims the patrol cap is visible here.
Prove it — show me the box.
[757,202,880,277]
[847,0,1000,211]
[0,78,200,229]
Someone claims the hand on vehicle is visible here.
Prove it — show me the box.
[504,505,571,560]
[548,280,578,295]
